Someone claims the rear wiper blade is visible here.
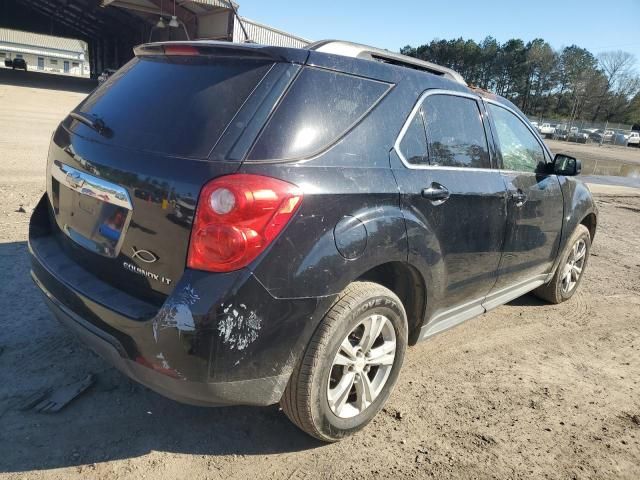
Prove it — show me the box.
[70,112,112,138]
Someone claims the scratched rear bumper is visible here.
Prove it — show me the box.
[28,194,330,406]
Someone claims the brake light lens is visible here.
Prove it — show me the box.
[163,45,199,56]
[187,174,303,272]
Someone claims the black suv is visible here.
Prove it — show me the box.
[6,57,27,71]
[29,40,597,442]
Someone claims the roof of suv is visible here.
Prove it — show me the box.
[135,39,466,86]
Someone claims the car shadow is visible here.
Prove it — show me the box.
[506,293,547,307]
[0,241,322,474]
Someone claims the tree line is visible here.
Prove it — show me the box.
[400,37,640,126]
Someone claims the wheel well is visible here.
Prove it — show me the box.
[581,213,597,240]
[357,262,426,345]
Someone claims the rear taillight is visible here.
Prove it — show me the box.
[187,174,303,272]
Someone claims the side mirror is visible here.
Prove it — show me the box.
[553,154,581,176]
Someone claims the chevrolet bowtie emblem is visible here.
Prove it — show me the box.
[65,171,84,189]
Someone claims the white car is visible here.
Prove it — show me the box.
[539,123,556,138]
[627,131,640,147]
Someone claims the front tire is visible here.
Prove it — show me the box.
[281,281,408,442]
[534,224,591,304]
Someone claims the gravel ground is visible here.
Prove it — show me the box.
[1,74,639,480]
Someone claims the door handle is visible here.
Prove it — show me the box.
[509,189,527,206]
[421,183,450,203]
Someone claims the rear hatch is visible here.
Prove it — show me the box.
[46,42,304,305]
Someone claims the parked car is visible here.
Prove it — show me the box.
[98,68,117,84]
[626,131,639,147]
[11,57,27,71]
[539,122,556,138]
[613,131,628,146]
[568,128,589,144]
[553,126,569,140]
[530,121,539,130]
[589,129,615,143]
[28,40,597,442]
[4,58,12,68]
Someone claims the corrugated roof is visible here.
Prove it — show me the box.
[233,17,309,48]
[192,0,239,8]
[0,28,86,54]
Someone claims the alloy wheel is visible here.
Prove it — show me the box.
[561,238,587,294]
[327,314,396,418]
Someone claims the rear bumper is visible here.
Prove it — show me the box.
[29,194,332,406]
[34,276,288,406]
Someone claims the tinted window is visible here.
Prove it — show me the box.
[488,103,545,172]
[399,110,428,165]
[249,67,389,160]
[423,94,490,168]
[74,56,273,158]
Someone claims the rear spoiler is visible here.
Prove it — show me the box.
[133,41,309,64]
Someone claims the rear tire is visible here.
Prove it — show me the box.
[281,281,408,442]
[534,224,591,304]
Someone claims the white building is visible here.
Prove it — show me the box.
[104,0,309,48]
[0,28,89,77]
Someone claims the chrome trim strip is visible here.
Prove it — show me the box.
[481,274,549,312]
[51,161,133,210]
[419,303,485,341]
[417,274,552,343]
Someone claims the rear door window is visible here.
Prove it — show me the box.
[72,56,274,158]
[422,94,491,169]
[248,67,391,160]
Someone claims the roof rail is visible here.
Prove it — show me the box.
[306,40,466,86]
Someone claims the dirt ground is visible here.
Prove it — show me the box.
[1,73,639,480]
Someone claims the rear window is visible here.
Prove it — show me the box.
[248,67,390,160]
[73,56,273,158]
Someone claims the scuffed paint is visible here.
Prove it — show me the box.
[153,284,200,342]
[155,352,170,370]
[217,303,262,350]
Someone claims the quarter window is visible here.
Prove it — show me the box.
[399,110,428,166]
[422,94,490,169]
[488,103,545,173]
[248,67,390,160]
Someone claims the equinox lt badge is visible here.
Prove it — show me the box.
[123,261,172,285]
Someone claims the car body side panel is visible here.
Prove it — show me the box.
[550,177,598,274]
[389,150,507,327]
[244,163,408,298]
[491,171,564,290]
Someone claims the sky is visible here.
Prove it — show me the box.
[236,0,640,68]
